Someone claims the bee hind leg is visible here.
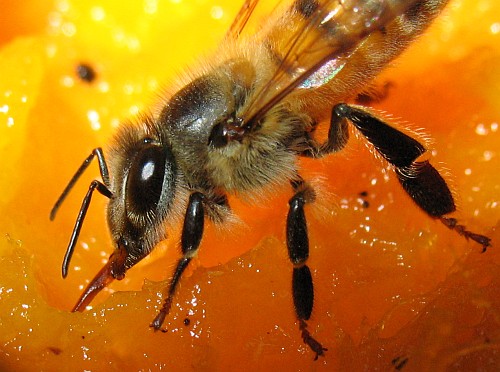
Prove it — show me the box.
[287,178,327,360]
[332,103,490,251]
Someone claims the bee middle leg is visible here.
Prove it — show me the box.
[287,177,327,360]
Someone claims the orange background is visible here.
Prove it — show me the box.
[0,0,499,370]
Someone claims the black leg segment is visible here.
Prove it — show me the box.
[332,103,456,216]
[396,161,454,217]
[300,106,349,158]
[292,266,313,321]
[332,103,490,251]
[286,180,326,359]
[151,192,206,331]
[333,104,427,168]
[287,195,309,265]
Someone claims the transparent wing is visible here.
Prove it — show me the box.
[225,0,261,39]
[239,0,421,126]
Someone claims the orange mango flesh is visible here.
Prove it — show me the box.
[0,0,499,370]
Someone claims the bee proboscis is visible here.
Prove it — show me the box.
[51,0,491,359]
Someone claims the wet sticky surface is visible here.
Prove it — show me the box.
[0,0,499,370]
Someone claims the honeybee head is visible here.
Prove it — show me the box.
[106,126,178,272]
[51,117,179,312]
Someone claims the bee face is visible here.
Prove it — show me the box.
[51,0,490,359]
[107,135,177,269]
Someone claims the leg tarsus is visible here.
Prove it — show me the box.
[299,319,327,361]
[150,256,193,331]
[440,217,491,252]
[150,297,173,331]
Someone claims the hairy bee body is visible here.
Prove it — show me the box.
[110,0,448,211]
[52,0,491,359]
[161,62,304,195]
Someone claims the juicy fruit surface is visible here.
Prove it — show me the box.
[0,0,499,370]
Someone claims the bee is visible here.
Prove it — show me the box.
[51,0,491,359]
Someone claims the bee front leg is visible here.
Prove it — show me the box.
[150,192,205,331]
[287,178,327,360]
[332,103,490,251]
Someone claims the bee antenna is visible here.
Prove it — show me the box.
[50,148,110,220]
[50,148,113,278]
[61,179,113,277]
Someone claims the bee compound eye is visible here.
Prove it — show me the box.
[126,145,169,215]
